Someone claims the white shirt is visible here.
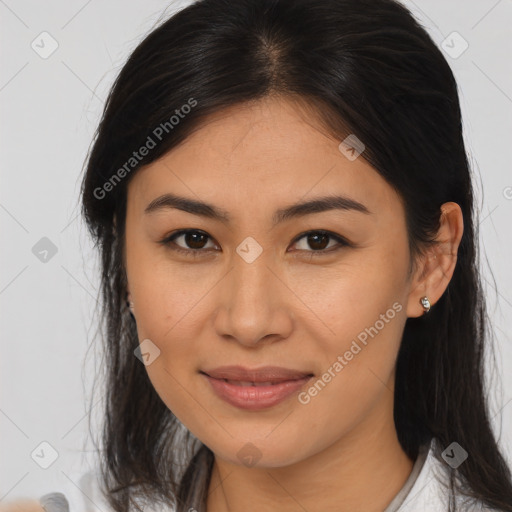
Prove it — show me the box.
[383,439,500,511]
[38,439,500,512]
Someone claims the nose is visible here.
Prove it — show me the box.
[212,252,294,348]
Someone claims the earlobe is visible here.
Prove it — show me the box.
[405,253,437,318]
[126,291,135,315]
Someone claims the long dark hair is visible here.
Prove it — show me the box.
[80,0,512,510]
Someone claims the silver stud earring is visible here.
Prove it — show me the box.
[420,296,431,314]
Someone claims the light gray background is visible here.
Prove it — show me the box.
[1,0,511,504]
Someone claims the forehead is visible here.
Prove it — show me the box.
[127,96,403,222]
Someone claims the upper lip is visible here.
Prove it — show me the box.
[201,365,314,383]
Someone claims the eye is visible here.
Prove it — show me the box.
[159,229,219,257]
[289,230,350,256]
[159,229,350,258]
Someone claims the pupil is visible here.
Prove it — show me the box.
[309,233,328,250]
[186,232,207,249]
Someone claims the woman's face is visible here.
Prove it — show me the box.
[124,95,421,467]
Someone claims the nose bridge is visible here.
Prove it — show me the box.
[213,246,292,346]
[232,249,272,306]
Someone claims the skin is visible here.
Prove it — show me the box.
[123,95,463,512]
[0,501,44,512]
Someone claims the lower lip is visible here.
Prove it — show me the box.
[202,373,313,410]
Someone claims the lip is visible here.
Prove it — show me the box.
[201,365,313,383]
[200,366,314,411]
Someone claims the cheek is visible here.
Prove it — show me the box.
[126,229,213,343]
[288,249,408,409]
[133,272,211,357]
[131,272,211,426]
[291,289,406,445]
[289,247,407,349]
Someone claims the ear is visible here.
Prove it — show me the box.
[126,291,135,315]
[406,202,464,318]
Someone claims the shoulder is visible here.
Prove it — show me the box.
[394,438,503,512]
[36,468,176,512]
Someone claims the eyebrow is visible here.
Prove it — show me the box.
[144,192,372,225]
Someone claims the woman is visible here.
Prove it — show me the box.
[18,0,512,510]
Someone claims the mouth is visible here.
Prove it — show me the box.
[199,366,314,410]
[208,379,301,386]
[200,365,314,382]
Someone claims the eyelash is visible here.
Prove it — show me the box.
[158,229,351,258]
